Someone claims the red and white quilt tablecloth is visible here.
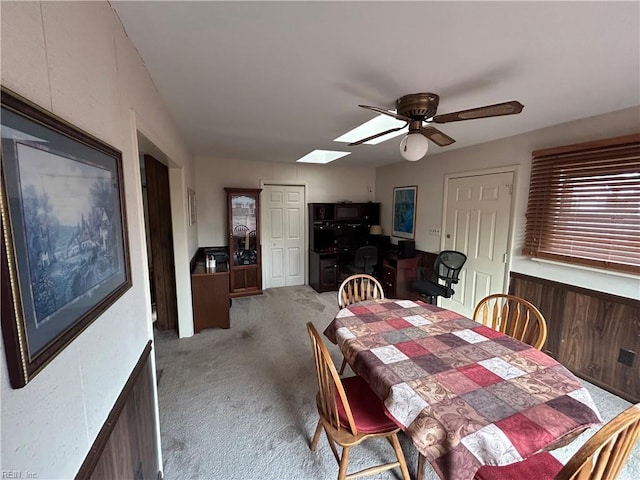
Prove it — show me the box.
[324,299,602,480]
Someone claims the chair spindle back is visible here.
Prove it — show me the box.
[473,294,548,350]
[307,322,359,435]
[337,274,385,308]
[557,403,640,480]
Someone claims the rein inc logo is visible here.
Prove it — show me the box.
[2,472,37,479]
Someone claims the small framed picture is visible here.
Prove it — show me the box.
[392,186,418,239]
[1,88,131,388]
[188,187,197,225]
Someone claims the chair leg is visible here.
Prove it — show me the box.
[338,446,350,480]
[417,453,426,480]
[389,433,411,480]
[338,357,347,375]
[310,419,323,451]
[326,432,341,465]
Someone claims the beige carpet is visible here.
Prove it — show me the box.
[154,285,638,479]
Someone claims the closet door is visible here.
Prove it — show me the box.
[262,185,305,289]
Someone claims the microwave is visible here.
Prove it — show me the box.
[334,203,362,222]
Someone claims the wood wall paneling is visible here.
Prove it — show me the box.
[509,273,640,403]
[511,277,570,359]
[77,341,159,479]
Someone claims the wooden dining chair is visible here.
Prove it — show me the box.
[233,224,249,235]
[474,402,640,480]
[473,293,548,350]
[338,274,385,309]
[306,323,411,480]
[247,229,257,249]
[337,274,385,374]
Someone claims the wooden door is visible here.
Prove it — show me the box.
[144,154,178,331]
[441,171,514,318]
[262,185,305,288]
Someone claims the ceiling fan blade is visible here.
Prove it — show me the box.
[359,105,412,122]
[348,124,408,146]
[432,100,524,124]
[420,126,456,147]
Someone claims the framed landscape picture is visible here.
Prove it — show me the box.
[1,88,131,388]
[188,187,197,225]
[392,186,417,239]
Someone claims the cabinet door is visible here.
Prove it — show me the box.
[192,272,230,331]
[226,188,262,297]
[320,258,337,290]
[362,202,380,225]
[383,265,397,298]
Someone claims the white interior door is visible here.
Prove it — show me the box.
[262,185,305,288]
[440,171,514,318]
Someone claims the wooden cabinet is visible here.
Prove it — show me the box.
[191,267,230,332]
[361,202,381,225]
[382,253,419,300]
[308,202,380,293]
[190,248,230,331]
[309,250,337,292]
[226,188,262,297]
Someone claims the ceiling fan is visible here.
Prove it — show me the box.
[350,93,524,161]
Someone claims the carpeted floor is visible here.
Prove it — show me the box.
[154,285,638,479]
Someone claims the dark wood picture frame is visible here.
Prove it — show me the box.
[1,88,131,388]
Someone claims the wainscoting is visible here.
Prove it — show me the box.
[509,272,640,403]
[76,341,160,479]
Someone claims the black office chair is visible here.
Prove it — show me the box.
[346,245,378,275]
[412,250,467,304]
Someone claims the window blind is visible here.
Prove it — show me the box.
[523,134,640,275]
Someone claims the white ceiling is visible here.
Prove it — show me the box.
[112,1,640,168]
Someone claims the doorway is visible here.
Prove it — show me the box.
[141,154,178,331]
[261,184,306,289]
[440,170,515,318]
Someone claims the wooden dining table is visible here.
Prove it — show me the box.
[324,298,602,480]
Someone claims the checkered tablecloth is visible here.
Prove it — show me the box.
[324,299,602,480]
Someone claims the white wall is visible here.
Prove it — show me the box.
[1,1,195,476]
[376,106,640,300]
[195,156,376,246]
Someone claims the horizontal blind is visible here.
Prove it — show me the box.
[523,134,640,275]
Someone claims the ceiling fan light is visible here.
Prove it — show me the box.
[399,133,428,161]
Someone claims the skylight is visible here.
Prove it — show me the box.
[334,114,407,145]
[296,149,351,164]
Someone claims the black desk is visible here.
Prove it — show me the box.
[380,251,419,300]
[308,246,419,296]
